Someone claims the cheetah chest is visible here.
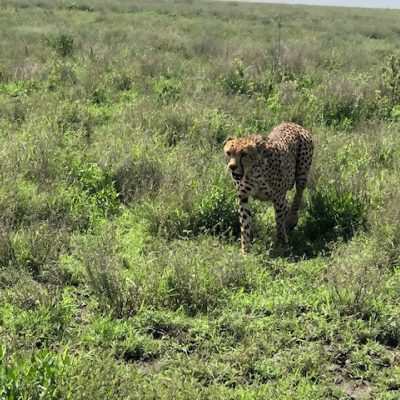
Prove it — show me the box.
[236,160,296,202]
[236,167,274,201]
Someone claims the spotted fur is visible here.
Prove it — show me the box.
[224,122,314,253]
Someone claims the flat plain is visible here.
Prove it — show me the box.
[0,0,399,398]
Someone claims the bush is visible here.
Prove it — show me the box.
[45,34,74,57]
[0,346,71,399]
[1,289,76,349]
[79,234,137,318]
[54,100,95,136]
[326,236,389,317]
[144,183,239,240]
[223,59,253,95]
[303,188,367,244]
[75,225,150,317]
[0,221,15,267]
[107,71,133,92]
[58,2,94,12]
[223,59,273,98]
[0,179,50,227]
[11,224,65,281]
[190,186,240,236]
[159,238,261,314]
[380,51,400,108]
[368,185,400,268]
[153,75,182,103]
[113,333,160,363]
[146,103,200,147]
[114,156,163,204]
[72,162,119,218]
[0,80,39,97]
[320,79,361,128]
[78,229,264,317]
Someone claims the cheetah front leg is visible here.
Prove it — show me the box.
[238,195,252,253]
[273,196,289,245]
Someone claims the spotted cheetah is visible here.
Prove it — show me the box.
[224,122,314,253]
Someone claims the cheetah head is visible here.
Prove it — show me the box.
[223,135,264,181]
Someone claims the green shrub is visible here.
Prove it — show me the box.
[78,231,264,317]
[58,2,94,12]
[0,226,15,269]
[145,183,239,240]
[113,333,161,363]
[190,185,240,236]
[223,59,253,95]
[90,86,108,105]
[11,224,65,279]
[381,51,400,108]
[136,309,190,340]
[304,188,367,243]
[45,34,74,57]
[326,236,389,317]
[159,107,197,146]
[320,81,361,128]
[0,177,50,227]
[0,96,29,125]
[77,229,139,317]
[107,71,133,92]
[114,156,163,204]
[48,185,95,231]
[0,346,71,399]
[54,101,95,136]
[153,75,182,103]
[1,271,51,309]
[3,127,65,186]
[72,162,119,218]
[368,185,400,268]
[206,109,234,147]
[137,238,271,316]
[1,289,76,349]
[0,80,39,97]
[222,59,275,99]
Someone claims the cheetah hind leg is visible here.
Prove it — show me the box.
[286,185,305,231]
[273,196,289,246]
[285,212,298,232]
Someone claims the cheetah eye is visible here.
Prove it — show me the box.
[226,151,231,156]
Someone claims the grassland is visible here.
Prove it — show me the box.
[0,0,399,398]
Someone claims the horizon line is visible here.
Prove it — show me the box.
[217,0,400,10]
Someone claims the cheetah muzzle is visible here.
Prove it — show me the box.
[232,172,243,181]
[224,122,314,253]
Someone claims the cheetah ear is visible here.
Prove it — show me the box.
[247,135,265,160]
[223,136,234,145]
[254,134,265,147]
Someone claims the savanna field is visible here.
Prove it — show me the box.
[0,0,400,398]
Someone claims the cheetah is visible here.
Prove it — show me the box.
[224,122,314,253]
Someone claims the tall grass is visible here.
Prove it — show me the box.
[0,0,399,398]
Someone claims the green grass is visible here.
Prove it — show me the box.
[0,0,400,398]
